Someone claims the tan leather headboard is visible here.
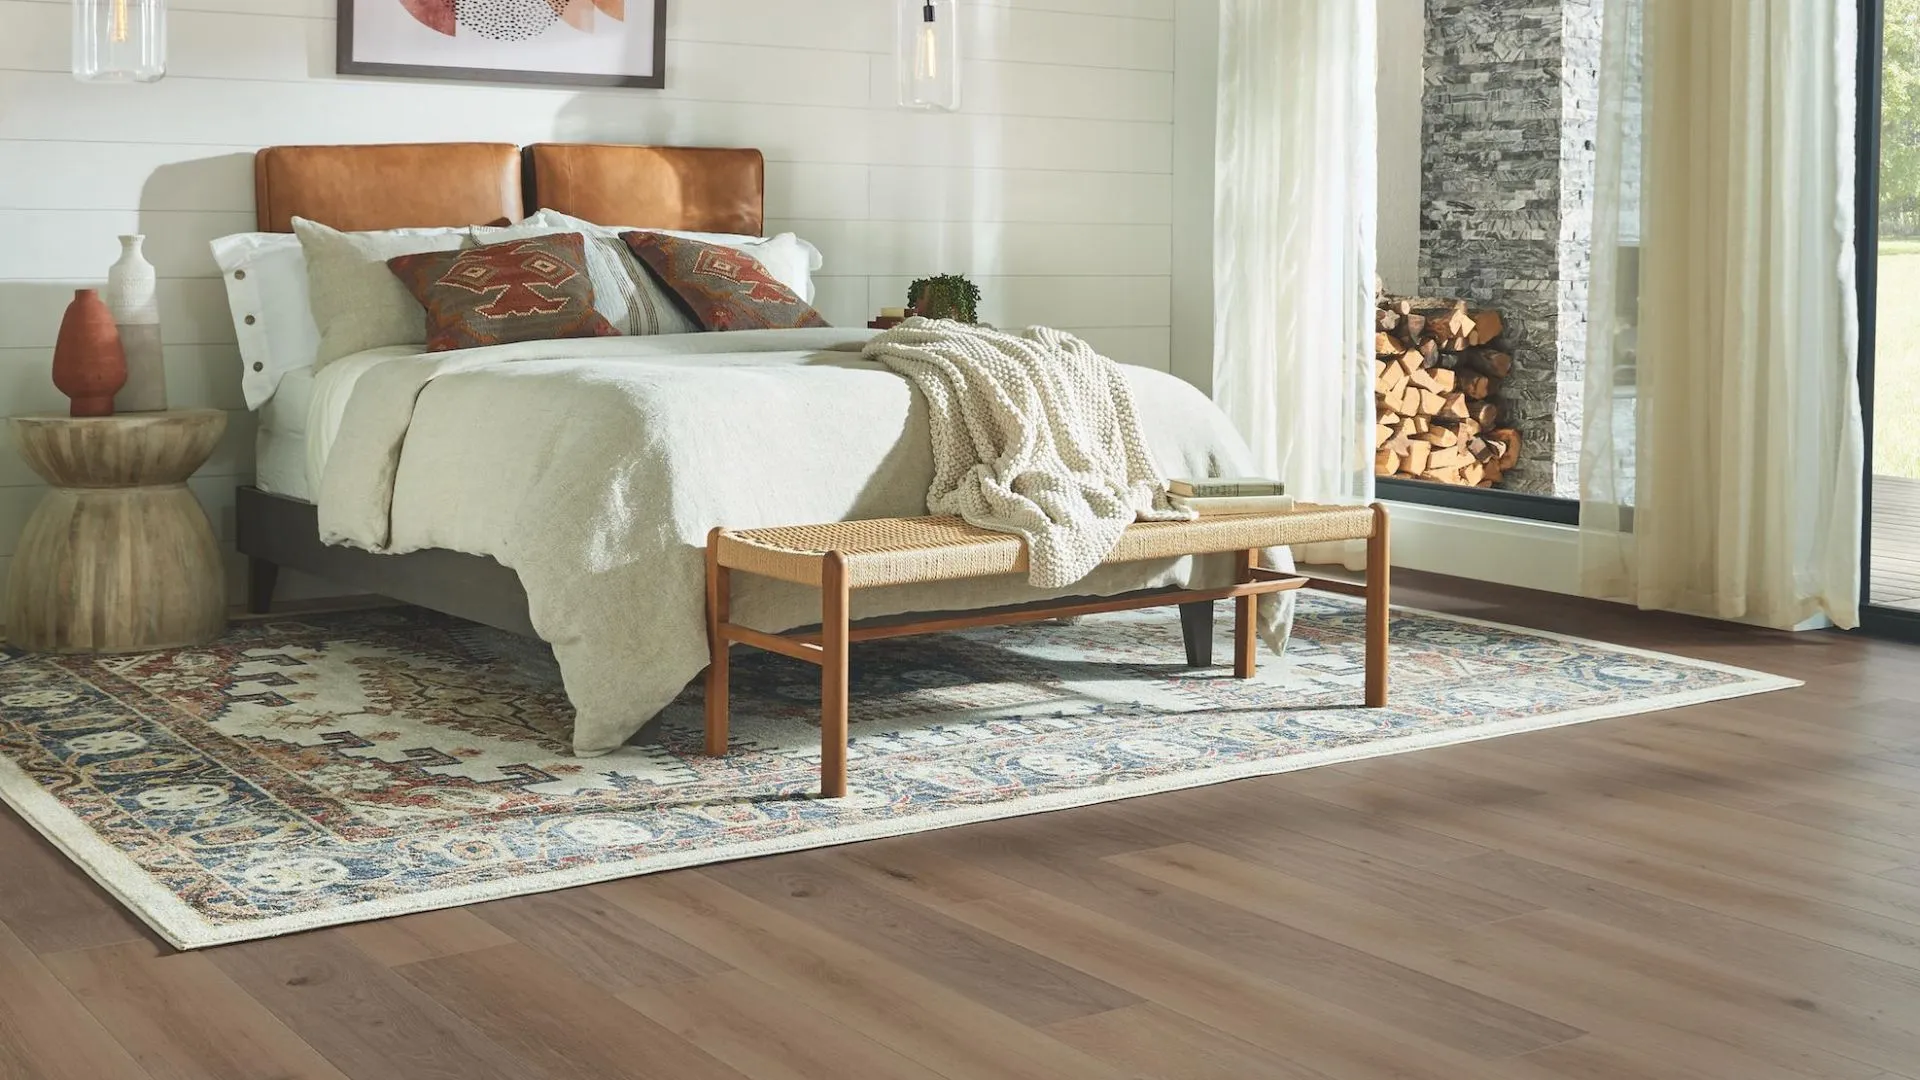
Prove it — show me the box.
[253,143,523,233]
[526,144,765,235]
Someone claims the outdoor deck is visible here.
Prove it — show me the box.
[1872,473,1920,610]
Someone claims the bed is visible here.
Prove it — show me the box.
[234,141,1288,756]
[239,141,765,636]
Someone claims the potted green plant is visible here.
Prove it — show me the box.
[906,274,982,323]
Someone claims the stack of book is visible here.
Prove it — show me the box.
[1166,477,1292,516]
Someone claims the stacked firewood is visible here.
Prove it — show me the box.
[1373,297,1522,488]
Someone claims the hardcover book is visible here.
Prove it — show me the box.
[1167,477,1287,498]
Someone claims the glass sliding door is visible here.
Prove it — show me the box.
[1864,0,1920,636]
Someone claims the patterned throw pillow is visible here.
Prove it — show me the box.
[472,214,699,337]
[386,233,618,353]
[620,231,830,331]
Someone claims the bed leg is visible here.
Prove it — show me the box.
[704,529,731,757]
[1233,549,1258,679]
[1179,601,1215,666]
[246,557,278,615]
[1365,503,1391,708]
[820,551,851,799]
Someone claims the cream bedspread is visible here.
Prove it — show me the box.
[319,329,1292,756]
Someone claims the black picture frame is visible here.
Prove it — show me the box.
[337,0,667,90]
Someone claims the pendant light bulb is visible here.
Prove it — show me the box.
[896,0,958,111]
[916,3,939,81]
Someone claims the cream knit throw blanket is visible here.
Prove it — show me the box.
[863,318,1195,589]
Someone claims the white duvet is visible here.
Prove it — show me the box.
[319,329,1292,756]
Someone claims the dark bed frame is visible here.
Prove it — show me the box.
[237,484,1221,665]
[234,141,1220,665]
[237,485,535,636]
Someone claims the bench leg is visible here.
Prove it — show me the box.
[1233,548,1258,679]
[704,530,731,757]
[1178,601,1215,666]
[820,552,851,798]
[1365,503,1391,708]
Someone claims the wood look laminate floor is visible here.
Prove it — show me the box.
[4,572,1919,1080]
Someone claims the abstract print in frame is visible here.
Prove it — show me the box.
[339,0,666,89]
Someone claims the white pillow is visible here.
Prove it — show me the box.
[531,208,824,304]
[210,233,322,410]
[293,217,471,366]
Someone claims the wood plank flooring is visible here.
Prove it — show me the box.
[1,571,1917,1080]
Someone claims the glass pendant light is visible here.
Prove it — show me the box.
[898,0,959,112]
[73,0,167,83]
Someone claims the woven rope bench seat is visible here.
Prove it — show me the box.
[705,503,1390,797]
[714,504,1380,589]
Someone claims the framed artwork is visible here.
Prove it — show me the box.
[338,1,667,89]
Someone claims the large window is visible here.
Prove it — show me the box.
[1862,0,1920,638]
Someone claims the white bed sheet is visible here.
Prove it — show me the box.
[252,350,400,502]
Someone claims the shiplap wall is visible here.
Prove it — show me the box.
[0,0,1180,612]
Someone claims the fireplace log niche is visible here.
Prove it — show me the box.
[1373,295,1522,488]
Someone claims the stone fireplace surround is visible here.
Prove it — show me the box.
[1415,0,1600,498]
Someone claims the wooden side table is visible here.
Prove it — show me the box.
[6,409,229,653]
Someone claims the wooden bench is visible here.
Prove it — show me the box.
[705,504,1390,796]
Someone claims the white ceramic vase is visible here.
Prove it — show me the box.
[106,233,167,412]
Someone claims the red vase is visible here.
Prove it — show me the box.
[51,289,127,418]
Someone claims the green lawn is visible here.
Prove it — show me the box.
[1877,252,1920,478]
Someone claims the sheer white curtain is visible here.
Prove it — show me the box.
[1583,0,1865,628]
[1212,0,1377,567]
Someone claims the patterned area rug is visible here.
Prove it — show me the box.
[0,597,1794,948]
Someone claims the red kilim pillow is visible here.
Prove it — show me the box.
[387,232,618,353]
[620,231,830,331]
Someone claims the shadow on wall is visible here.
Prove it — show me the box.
[138,152,253,564]
[137,152,255,428]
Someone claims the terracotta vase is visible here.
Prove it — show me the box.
[51,289,128,418]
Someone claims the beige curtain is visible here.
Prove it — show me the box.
[1212,0,1377,567]
[1582,0,1865,628]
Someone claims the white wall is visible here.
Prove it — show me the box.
[0,0,1181,612]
